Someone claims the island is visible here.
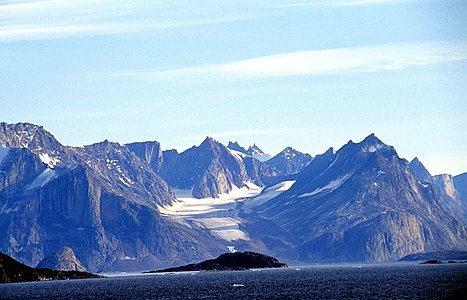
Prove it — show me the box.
[146,251,288,273]
[398,251,467,262]
[0,252,101,284]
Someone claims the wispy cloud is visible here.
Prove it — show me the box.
[272,0,419,9]
[0,0,262,41]
[111,41,467,80]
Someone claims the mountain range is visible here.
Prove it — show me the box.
[0,122,465,271]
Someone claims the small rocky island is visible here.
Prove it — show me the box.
[147,251,288,273]
[0,252,101,284]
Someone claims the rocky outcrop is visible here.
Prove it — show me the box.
[0,251,100,283]
[148,251,287,273]
[36,247,86,272]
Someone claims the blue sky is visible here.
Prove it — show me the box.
[1,0,466,175]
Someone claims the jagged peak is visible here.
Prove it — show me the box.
[227,141,248,154]
[246,144,265,155]
[200,136,219,147]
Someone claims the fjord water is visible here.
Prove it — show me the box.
[1,264,466,299]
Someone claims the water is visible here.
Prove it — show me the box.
[1,263,466,299]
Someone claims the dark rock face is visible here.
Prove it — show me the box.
[266,147,313,175]
[157,137,250,198]
[399,251,467,261]
[0,251,100,284]
[432,174,464,221]
[252,134,467,262]
[149,251,287,273]
[126,141,163,173]
[36,247,86,272]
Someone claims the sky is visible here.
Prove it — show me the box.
[1,0,466,175]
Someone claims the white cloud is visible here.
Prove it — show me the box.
[0,0,262,41]
[112,41,467,80]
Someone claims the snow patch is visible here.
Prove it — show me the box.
[26,168,57,190]
[364,144,384,153]
[38,153,60,167]
[299,174,350,198]
[252,153,272,162]
[242,180,295,213]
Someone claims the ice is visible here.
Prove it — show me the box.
[242,181,295,213]
[26,168,57,190]
[159,182,262,242]
[0,146,10,164]
[365,144,384,153]
[299,174,350,198]
[227,149,246,161]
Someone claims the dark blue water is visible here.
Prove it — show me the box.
[1,263,466,299]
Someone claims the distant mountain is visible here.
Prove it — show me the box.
[251,134,467,262]
[36,247,87,272]
[155,137,251,198]
[0,251,99,283]
[227,141,272,162]
[266,147,313,175]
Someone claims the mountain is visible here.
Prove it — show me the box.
[227,141,272,162]
[0,124,227,272]
[155,137,251,198]
[0,122,71,167]
[250,134,467,262]
[0,251,99,283]
[36,247,87,272]
[266,147,313,175]
[409,157,433,184]
[1,122,466,270]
